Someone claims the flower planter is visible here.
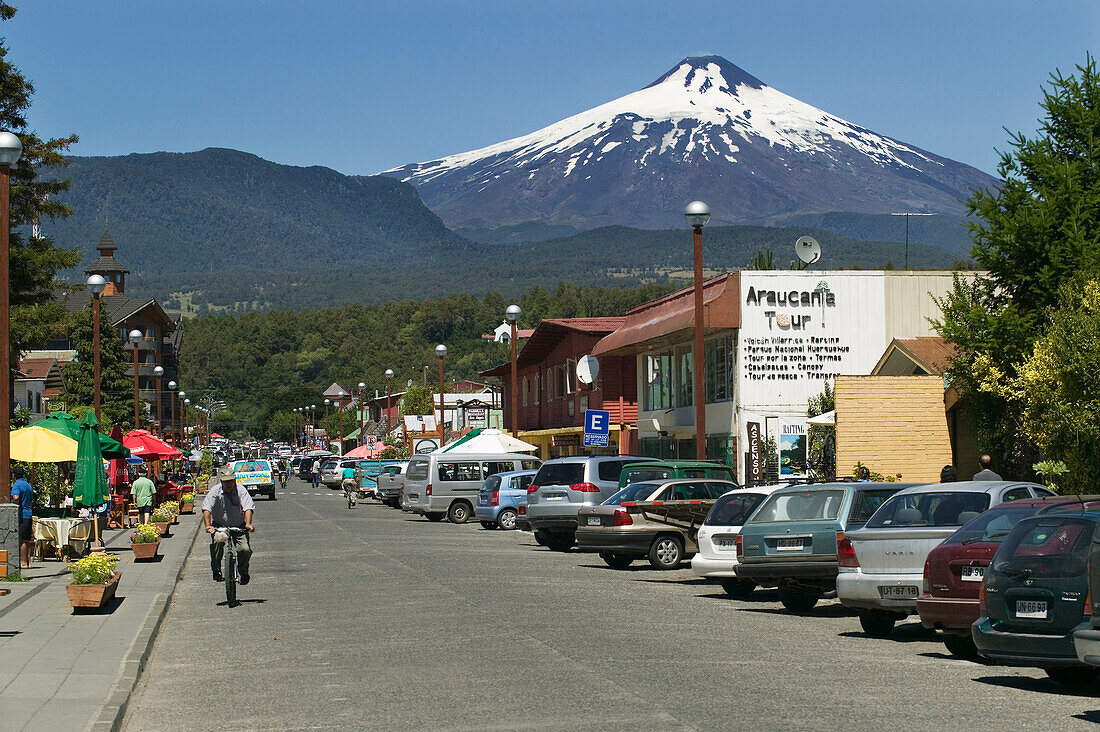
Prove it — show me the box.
[130,539,160,560]
[66,570,122,609]
[170,515,179,525]
[152,521,170,537]
[179,502,194,514]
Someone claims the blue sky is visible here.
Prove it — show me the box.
[8,0,1098,177]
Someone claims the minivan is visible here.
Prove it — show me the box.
[404,452,542,523]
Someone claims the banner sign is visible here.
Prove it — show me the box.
[232,460,273,485]
[747,421,764,482]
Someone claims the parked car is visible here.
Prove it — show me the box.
[973,510,1100,685]
[692,483,791,598]
[837,481,1051,637]
[576,478,735,569]
[322,458,360,488]
[475,470,538,530]
[516,501,531,532]
[404,452,542,523]
[376,462,409,507]
[1074,513,1100,668]
[618,460,737,489]
[919,497,1094,657]
[527,455,659,552]
[735,482,912,612]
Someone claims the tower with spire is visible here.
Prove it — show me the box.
[83,222,130,296]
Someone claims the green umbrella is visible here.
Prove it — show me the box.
[73,411,109,508]
[34,412,130,459]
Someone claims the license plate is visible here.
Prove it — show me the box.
[961,566,985,582]
[879,585,919,599]
[586,516,601,526]
[776,538,804,551]
[1016,600,1048,619]
[714,537,737,550]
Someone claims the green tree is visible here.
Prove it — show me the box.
[62,305,133,427]
[747,249,775,270]
[266,410,296,442]
[934,55,1100,476]
[400,384,436,416]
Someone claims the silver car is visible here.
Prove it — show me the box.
[837,480,1052,637]
[526,455,658,551]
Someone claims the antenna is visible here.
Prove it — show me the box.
[576,355,599,386]
[794,236,821,269]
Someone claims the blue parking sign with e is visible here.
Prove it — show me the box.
[584,409,610,447]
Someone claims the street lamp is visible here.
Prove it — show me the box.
[435,345,447,441]
[168,381,177,444]
[152,365,164,436]
[357,382,366,447]
[311,404,317,448]
[86,274,107,421]
[0,132,20,502]
[183,398,191,448]
[384,369,394,445]
[685,201,710,461]
[128,329,143,429]
[505,304,521,438]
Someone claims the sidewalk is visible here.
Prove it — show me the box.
[0,511,202,732]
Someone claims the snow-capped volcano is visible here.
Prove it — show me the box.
[382,56,997,232]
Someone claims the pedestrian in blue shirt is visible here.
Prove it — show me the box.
[10,466,34,569]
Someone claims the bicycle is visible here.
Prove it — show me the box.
[343,479,358,509]
[212,526,248,607]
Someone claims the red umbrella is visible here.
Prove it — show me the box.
[123,429,183,460]
[108,425,128,488]
[210,432,223,439]
[344,442,392,459]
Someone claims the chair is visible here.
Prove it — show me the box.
[31,517,61,561]
[125,502,141,528]
[108,495,125,529]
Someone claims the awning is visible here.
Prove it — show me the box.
[592,273,741,356]
[807,410,835,426]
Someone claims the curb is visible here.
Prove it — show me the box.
[87,515,204,732]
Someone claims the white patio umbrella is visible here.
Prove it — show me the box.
[806,410,835,426]
[442,428,539,454]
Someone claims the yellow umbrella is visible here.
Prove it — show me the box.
[10,424,79,463]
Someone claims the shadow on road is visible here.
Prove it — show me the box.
[1073,711,1100,722]
[837,622,937,642]
[974,674,1100,699]
[738,604,855,619]
[217,598,267,608]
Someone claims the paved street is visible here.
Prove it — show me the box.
[124,477,1100,731]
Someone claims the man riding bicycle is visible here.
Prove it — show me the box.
[203,467,256,584]
[342,463,358,507]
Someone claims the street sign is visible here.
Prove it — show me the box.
[366,435,377,448]
[583,409,610,448]
[466,407,487,428]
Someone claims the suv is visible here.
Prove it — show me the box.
[618,460,737,489]
[526,455,658,552]
[322,458,360,489]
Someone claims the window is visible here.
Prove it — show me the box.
[579,394,588,413]
[532,462,584,487]
[750,490,846,523]
[512,474,535,491]
[848,490,898,524]
[534,373,540,405]
[865,491,991,528]
[483,461,514,477]
[406,459,429,481]
[482,476,502,491]
[995,517,1093,579]
[676,348,693,407]
[546,368,554,401]
[555,364,568,398]
[438,462,483,482]
[622,468,673,486]
[521,460,541,471]
[522,377,529,407]
[565,359,577,395]
[1002,487,1031,502]
[606,482,663,504]
[705,334,735,403]
[597,460,630,482]
[705,493,767,526]
[943,506,1039,546]
[644,351,672,411]
[567,399,575,418]
[146,327,156,339]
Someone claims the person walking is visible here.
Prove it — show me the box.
[131,467,156,524]
[10,466,34,569]
[972,454,1002,481]
[311,458,321,489]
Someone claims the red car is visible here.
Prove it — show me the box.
[918,496,1100,658]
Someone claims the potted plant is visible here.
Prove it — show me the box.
[66,553,121,610]
[150,507,173,536]
[179,491,196,514]
[161,500,181,524]
[129,523,161,560]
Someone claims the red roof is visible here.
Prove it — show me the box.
[480,317,626,376]
[18,357,57,380]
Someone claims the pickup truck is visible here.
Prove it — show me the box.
[376,461,409,507]
[575,478,736,570]
[231,459,276,501]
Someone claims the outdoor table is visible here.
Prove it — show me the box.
[33,517,94,559]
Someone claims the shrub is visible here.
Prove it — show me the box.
[70,553,120,585]
[130,524,159,544]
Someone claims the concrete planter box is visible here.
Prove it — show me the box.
[130,539,160,561]
[66,570,122,609]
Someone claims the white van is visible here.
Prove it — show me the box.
[404,452,542,523]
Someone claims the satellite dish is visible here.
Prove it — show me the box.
[795,236,821,265]
[576,355,599,385]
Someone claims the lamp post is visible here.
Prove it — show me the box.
[86,274,107,421]
[324,398,331,451]
[292,408,298,448]
[384,369,394,445]
[152,365,164,436]
[178,390,186,445]
[168,381,177,444]
[0,132,20,503]
[685,201,710,461]
[310,404,317,448]
[357,382,366,447]
[505,304,521,438]
[183,398,191,448]
[128,329,143,429]
[337,396,344,455]
[435,345,447,441]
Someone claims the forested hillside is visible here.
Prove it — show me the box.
[179,281,673,436]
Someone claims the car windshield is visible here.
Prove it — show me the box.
[406,460,429,481]
[604,483,662,505]
[866,491,991,528]
[622,468,673,486]
[749,490,845,523]
[944,505,1044,545]
[993,516,1094,579]
[533,463,584,487]
[705,493,767,526]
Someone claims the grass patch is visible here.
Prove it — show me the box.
[0,570,30,582]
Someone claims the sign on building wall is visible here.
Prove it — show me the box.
[466,407,487,428]
[779,421,808,477]
[583,409,611,448]
[746,421,764,482]
[738,272,888,412]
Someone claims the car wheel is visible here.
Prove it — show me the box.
[777,587,820,613]
[858,609,897,637]
[497,509,517,530]
[533,530,550,546]
[448,502,472,524]
[544,532,574,552]
[480,521,497,530]
[425,513,444,522]
[599,552,633,569]
[648,535,684,570]
[1045,666,1100,686]
[942,633,979,659]
[719,579,757,600]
